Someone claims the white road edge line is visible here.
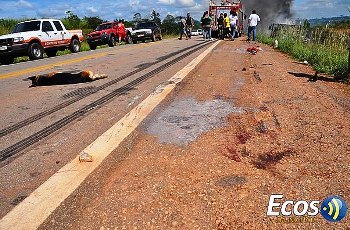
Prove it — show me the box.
[0,41,221,230]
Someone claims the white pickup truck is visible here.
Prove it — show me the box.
[0,19,83,65]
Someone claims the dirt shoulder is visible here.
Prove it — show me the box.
[40,39,350,229]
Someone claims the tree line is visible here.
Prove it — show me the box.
[0,10,201,36]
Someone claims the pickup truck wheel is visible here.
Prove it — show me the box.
[0,57,15,65]
[70,39,81,53]
[46,49,57,57]
[126,35,132,44]
[28,43,44,60]
[151,33,156,42]
[108,36,115,47]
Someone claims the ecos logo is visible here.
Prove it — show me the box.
[320,196,348,222]
[267,195,348,222]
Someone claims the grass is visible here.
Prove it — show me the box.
[258,26,349,80]
[162,34,178,39]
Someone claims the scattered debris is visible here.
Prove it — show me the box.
[256,120,269,133]
[274,39,279,48]
[253,70,262,82]
[29,172,41,177]
[242,67,247,71]
[308,71,318,82]
[272,112,281,129]
[247,46,262,55]
[241,146,250,157]
[27,70,107,87]
[79,151,93,162]
[253,149,295,169]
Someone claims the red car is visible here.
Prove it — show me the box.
[87,22,132,50]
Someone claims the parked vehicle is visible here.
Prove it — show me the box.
[0,19,83,65]
[130,22,162,44]
[87,22,132,50]
[191,29,203,36]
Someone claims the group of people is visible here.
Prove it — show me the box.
[178,13,194,40]
[179,10,261,42]
[217,11,239,40]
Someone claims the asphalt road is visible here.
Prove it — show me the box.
[0,37,211,219]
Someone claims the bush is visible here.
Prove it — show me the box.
[258,26,349,80]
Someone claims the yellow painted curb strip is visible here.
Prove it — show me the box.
[0,41,221,230]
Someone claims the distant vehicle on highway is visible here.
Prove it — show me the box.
[0,19,83,65]
[87,22,132,50]
[130,22,162,44]
[191,29,203,36]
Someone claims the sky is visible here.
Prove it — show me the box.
[0,0,349,21]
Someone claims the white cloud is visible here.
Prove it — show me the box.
[129,0,140,7]
[158,0,176,5]
[87,6,97,13]
[15,0,33,8]
[158,0,197,7]
[178,0,196,7]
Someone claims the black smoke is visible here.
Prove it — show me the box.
[242,0,294,28]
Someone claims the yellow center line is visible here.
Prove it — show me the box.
[0,42,154,79]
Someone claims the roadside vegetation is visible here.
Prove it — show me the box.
[258,20,350,80]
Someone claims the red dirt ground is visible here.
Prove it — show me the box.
[40,38,350,229]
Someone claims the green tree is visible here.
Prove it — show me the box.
[193,20,201,30]
[161,14,178,35]
[123,20,134,28]
[83,16,103,30]
[63,11,81,29]
[0,18,22,35]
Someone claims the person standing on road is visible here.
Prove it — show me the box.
[116,19,126,45]
[201,12,212,41]
[229,11,238,41]
[201,11,206,39]
[223,13,231,40]
[178,16,188,40]
[209,13,214,40]
[185,12,194,39]
[248,10,260,42]
[217,13,224,40]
